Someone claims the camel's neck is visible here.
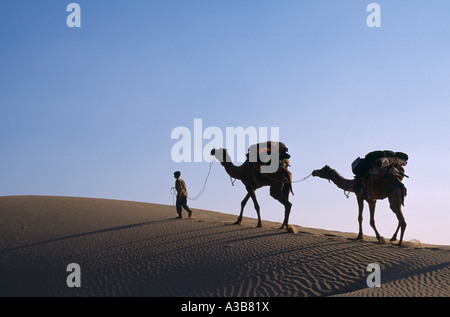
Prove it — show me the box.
[325,168,355,192]
[221,161,247,180]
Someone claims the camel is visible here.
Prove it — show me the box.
[210,148,293,229]
[311,165,407,245]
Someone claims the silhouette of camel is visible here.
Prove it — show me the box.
[312,165,407,245]
[211,148,293,229]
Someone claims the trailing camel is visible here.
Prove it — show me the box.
[312,164,407,245]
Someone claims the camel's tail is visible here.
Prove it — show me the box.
[401,184,407,206]
[284,169,294,196]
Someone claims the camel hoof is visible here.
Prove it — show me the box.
[234,221,241,225]
[378,236,387,244]
[356,234,364,240]
[390,237,397,242]
[257,223,262,228]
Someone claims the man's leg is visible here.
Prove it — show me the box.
[180,196,193,218]
[175,197,183,218]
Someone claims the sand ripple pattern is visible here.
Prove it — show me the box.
[0,196,448,296]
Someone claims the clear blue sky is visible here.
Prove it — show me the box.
[1,1,449,245]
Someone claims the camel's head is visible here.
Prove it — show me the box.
[210,148,232,163]
[312,165,332,179]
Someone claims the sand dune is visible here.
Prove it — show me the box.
[0,196,448,297]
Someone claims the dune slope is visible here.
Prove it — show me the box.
[0,196,448,297]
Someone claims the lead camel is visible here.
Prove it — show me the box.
[211,147,293,229]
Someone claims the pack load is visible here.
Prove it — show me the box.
[247,141,290,165]
[352,150,408,180]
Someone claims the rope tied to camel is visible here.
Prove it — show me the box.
[188,157,214,201]
[263,172,312,184]
[292,173,312,183]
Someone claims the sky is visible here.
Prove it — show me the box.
[1,1,449,245]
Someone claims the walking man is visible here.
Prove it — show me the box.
[174,171,193,218]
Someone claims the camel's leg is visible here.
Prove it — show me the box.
[246,187,261,227]
[270,184,292,230]
[368,200,383,243]
[236,192,251,225]
[388,189,407,245]
[356,195,364,240]
[280,182,293,230]
[391,224,401,242]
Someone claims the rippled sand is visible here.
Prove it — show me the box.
[0,196,448,296]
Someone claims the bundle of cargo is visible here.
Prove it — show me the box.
[247,141,291,165]
[352,150,408,180]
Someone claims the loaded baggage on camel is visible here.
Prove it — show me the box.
[246,141,293,194]
[351,150,409,181]
[246,141,291,168]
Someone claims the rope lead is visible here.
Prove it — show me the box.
[188,157,214,201]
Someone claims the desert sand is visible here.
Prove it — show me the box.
[0,195,448,297]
